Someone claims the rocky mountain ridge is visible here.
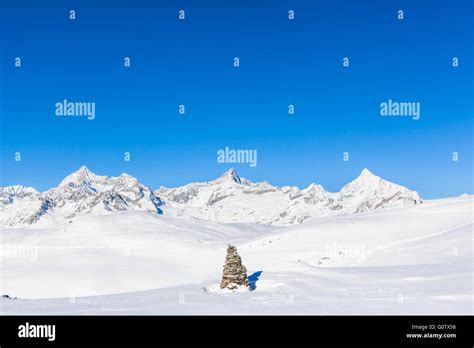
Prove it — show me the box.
[0,166,422,226]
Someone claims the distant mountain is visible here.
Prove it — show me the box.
[156,168,422,225]
[0,166,422,227]
[0,166,163,226]
[0,185,38,201]
[336,168,422,213]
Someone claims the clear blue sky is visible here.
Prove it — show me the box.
[0,0,472,198]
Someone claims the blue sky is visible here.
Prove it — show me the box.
[0,0,472,198]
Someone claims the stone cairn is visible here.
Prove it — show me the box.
[220,244,249,290]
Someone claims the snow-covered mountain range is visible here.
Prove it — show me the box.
[0,166,164,226]
[157,168,422,225]
[0,166,422,227]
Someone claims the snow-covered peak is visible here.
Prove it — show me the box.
[58,165,106,188]
[0,166,165,226]
[340,168,383,194]
[338,169,422,213]
[359,167,376,177]
[0,185,38,203]
[0,185,38,196]
[213,168,242,185]
[353,168,380,183]
[51,167,163,212]
[303,183,327,193]
[341,168,408,194]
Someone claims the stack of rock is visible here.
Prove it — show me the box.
[220,244,249,290]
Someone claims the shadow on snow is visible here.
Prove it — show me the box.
[247,271,263,291]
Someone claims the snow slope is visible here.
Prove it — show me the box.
[0,211,276,299]
[1,196,472,315]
